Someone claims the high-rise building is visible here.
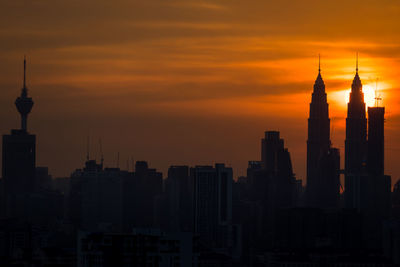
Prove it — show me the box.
[165,166,193,232]
[2,58,36,219]
[367,106,390,219]
[70,160,125,231]
[306,60,330,207]
[345,59,367,209]
[343,60,391,248]
[261,131,296,208]
[367,107,385,176]
[69,159,163,231]
[345,60,367,174]
[306,60,340,209]
[192,164,233,253]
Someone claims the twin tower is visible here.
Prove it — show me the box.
[306,57,391,214]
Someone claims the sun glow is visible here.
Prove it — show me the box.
[362,84,378,107]
[342,84,377,107]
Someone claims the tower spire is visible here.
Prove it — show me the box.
[313,54,325,93]
[356,52,358,73]
[318,54,321,73]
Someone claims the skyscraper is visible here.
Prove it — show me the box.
[365,106,391,245]
[306,58,333,208]
[192,164,233,253]
[367,107,385,176]
[345,58,368,209]
[261,131,296,208]
[2,58,36,219]
[345,59,367,174]
[165,166,193,232]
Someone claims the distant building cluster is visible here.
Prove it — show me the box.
[0,59,399,266]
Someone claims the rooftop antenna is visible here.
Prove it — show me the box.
[86,135,90,161]
[374,78,382,107]
[99,139,104,167]
[131,156,135,172]
[117,152,120,169]
[21,55,28,98]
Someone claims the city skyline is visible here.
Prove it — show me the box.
[0,56,398,186]
[1,1,399,183]
[1,2,399,265]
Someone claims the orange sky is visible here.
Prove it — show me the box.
[0,0,400,184]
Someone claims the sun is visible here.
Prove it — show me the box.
[343,83,377,108]
[362,84,377,107]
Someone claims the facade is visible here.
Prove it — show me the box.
[306,65,331,207]
[306,63,340,209]
[315,148,341,208]
[165,166,193,232]
[192,164,233,254]
[261,131,296,208]
[366,107,391,219]
[368,107,385,176]
[343,62,391,249]
[345,65,368,209]
[69,160,163,232]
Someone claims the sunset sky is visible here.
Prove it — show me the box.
[1,0,399,184]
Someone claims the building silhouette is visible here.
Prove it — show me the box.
[306,58,340,209]
[164,165,193,232]
[261,131,297,209]
[368,106,385,176]
[364,106,391,247]
[192,164,234,254]
[367,106,391,217]
[344,59,368,210]
[2,58,36,219]
[235,131,301,254]
[0,57,398,266]
[69,159,163,232]
[70,160,125,231]
[343,59,391,249]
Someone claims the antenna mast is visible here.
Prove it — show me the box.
[99,139,104,167]
[374,78,382,107]
[86,136,90,161]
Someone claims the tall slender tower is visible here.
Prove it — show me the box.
[344,55,367,209]
[15,57,34,131]
[306,57,331,207]
[345,57,367,175]
[2,58,36,218]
